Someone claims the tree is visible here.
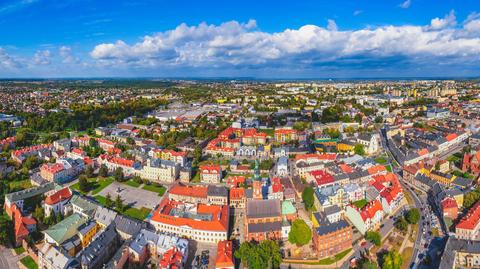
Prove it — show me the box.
[365,231,381,246]
[302,187,314,210]
[405,208,420,224]
[463,187,480,209]
[288,219,312,246]
[88,138,98,148]
[114,167,124,182]
[126,137,135,145]
[115,195,124,212]
[394,216,408,232]
[56,211,63,223]
[78,175,89,192]
[85,165,94,178]
[374,116,383,124]
[33,205,45,223]
[354,144,366,156]
[0,218,12,245]
[381,250,403,269]
[105,193,114,208]
[234,240,282,269]
[99,164,108,178]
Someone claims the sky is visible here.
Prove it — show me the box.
[0,0,480,78]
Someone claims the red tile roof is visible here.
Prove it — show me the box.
[310,170,334,186]
[441,197,458,210]
[367,165,387,175]
[200,165,222,174]
[230,187,245,200]
[150,198,229,232]
[216,240,234,268]
[457,201,480,230]
[358,200,383,222]
[295,153,336,162]
[445,133,458,142]
[169,184,208,198]
[45,187,72,205]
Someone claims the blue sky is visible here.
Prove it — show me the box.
[0,0,480,78]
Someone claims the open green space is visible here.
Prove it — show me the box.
[20,256,38,269]
[14,246,25,255]
[259,128,275,136]
[375,157,388,164]
[71,177,114,195]
[124,179,141,188]
[385,164,393,172]
[352,199,368,209]
[124,207,151,220]
[142,184,166,196]
[287,248,352,265]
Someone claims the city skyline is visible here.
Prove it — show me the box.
[1,0,480,78]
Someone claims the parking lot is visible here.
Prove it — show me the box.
[98,181,162,209]
[186,241,218,269]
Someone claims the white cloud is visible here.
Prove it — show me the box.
[89,12,480,71]
[353,10,363,16]
[399,0,411,9]
[327,19,338,31]
[59,46,79,64]
[429,10,456,30]
[0,48,21,69]
[33,50,52,65]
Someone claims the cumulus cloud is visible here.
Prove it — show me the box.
[327,19,338,31]
[0,48,22,69]
[429,10,457,30]
[399,0,412,9]
[59,46,79,64]
[33,50,52,65]
[89,11,480,71]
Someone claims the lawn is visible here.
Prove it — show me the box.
[142,184,166,196]
[375,157,388,164]
[94,195,107,207]
[288,248,352,265]
[352,199,368,209]
[124,207,151,220]
[385,165,393,172]
[259,128,275,137]
[124,179,141,188]
[14,246,25,255]
[71,177,114,195]
[20,256,38,269]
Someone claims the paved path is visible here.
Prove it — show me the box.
[0,246,20,269]
[98,181,162,209]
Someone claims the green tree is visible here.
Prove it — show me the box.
[381,250,403,269]
[463,187,480,208]
[85,165,94,178]
[234,240,282,269]
[354,144,366,156]
[88,138,98,148]
[105,193,114,208]
[374,116,383,124]
[366,231,381,246]
[33,205,45,223]
[302,186,315,210]
[0,217,12,245]
[115,195,124,212]
[405,208,420,224]
[126,137,135,145]
[114,167,124,182]
[288,219,312,246]
[99,164,108,178]
[394,216,408,232]
[78,175,89,192]
[56,211,63,223]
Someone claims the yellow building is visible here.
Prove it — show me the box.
[78,221,99,248]
[337,142,355,153]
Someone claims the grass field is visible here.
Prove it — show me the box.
[124,179,141,188]
[352,199,368,209]
[71,177,114,195]
[124,207,151,220]
[142,184,166,196]
[9,180,32,191]
[287,248,352,265]
[20,256,38,269]
[14,246,25,255]
[375,157,388,164]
